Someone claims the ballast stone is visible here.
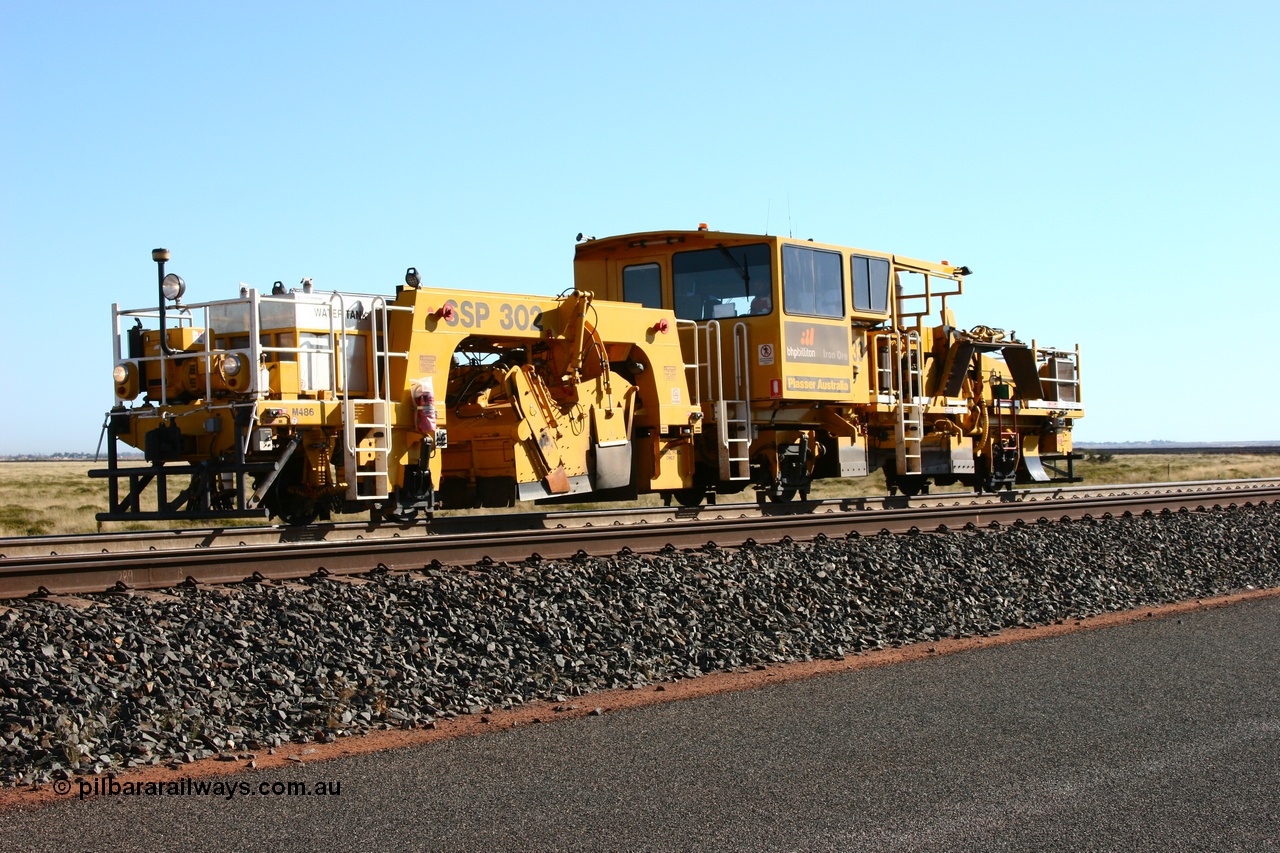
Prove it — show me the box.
[0,504,1278,785]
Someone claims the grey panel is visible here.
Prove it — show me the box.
[592,441,633,490]
[519,475,593,502]
[839,442,868,478]
[1002,346,1042,400]
[940,341,978,396]
[1023,452,1049,482]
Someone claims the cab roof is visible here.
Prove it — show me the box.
[573,229,962,276]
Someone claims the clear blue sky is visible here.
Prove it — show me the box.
[3,1,1277,453]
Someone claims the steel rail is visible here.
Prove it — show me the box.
[5,477,1278,560]
[2,482,1278,599]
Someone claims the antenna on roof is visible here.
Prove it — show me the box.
[787,194,793,239]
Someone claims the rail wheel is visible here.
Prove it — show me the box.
[272,497,318,527]
[755,483,805,504]
[382,505,420,523]
[261,454,319,526]
[671,488,708,507]
[896,476,929,498]
[438,477,473,509]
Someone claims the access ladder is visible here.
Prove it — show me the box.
[700,320,751,482]
[334,294,408,501]
[893,330,924,477]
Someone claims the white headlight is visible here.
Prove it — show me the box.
[222,353,242,377]
[113,364,129,383]
[161,273,186,302]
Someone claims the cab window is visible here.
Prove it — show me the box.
[783,244,844,318]
[673,244,772,320]
[851,255,891,313]
[622,263,662,309]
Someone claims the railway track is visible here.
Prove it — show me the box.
[2,478,1278,599]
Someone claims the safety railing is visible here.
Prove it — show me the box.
[676,318,701,407]
[111,300,227,409]
[891,269,963,330]
[1029,341,1083,406]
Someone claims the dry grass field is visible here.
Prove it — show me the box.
[0,462,111,536]
[2,452,1278,538]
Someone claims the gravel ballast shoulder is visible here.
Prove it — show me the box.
[2,503,1278,786]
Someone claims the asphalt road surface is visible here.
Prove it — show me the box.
[3,598,1278,852]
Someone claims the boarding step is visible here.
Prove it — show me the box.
[717,399,751,481]
[896,402,923,476]
[343,399,391,500]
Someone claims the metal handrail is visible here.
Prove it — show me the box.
[732,321,750,405]
[1029,338,1083,405]
[892,272,963,328]
[676,319,701,406]
[701,320,724,406]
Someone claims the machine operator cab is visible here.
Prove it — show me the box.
[572,226,959,411]
[574,226,898,325]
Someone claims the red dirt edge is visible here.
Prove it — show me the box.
[4,586,1278,812]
